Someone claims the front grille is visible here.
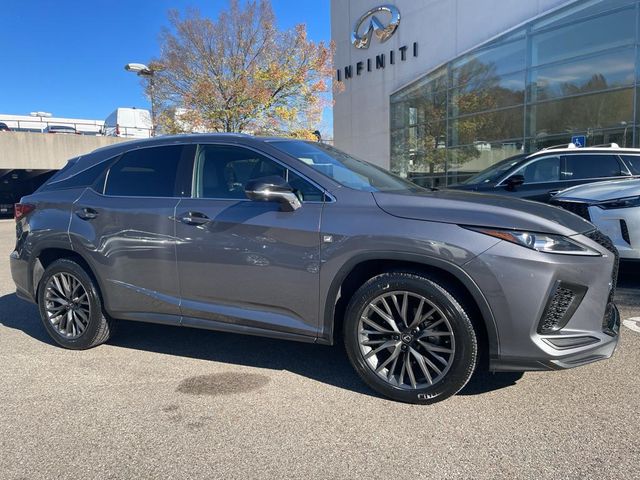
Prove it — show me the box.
[553,200,591,221]
[584,229,620,332]
[621,220,631,245]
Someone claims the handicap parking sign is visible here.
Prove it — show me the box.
[571,135,586,148]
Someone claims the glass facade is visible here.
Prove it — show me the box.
[390,0,640,187]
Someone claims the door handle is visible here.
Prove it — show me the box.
[75,207,99,220]
[549,190,560,196]
[180,211,210,225]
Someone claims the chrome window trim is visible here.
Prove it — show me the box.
[92,141,336,203]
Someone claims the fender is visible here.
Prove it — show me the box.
[319,251,500,359]
[29,239,110,310]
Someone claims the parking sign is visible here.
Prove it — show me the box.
[571,135,586,148]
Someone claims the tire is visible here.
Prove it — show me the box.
[37,259,115,350]
[343,271,477,404]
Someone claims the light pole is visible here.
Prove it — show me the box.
[125,63,156,136]
[620,121,629,147]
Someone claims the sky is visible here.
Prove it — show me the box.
[0,0,331,128]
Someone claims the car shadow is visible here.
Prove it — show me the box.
[0,293,523,400]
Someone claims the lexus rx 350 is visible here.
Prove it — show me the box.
[10,135,620,403]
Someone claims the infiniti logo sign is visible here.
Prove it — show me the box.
[352,5,401,49]
[337,4,417,83]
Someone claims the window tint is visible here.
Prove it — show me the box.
[562,154,622,180]
[105,145,193,197]
[38,158,78,191]
[621,155,640,175]
[515,156,560,183]
[195,145,324,201]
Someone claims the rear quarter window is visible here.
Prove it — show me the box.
[621,155,640,174]
[39,159,112,192]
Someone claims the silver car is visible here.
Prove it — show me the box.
[10,135,620,404]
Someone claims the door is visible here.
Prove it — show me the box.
[175,144,325,338]
[69,144,195,319]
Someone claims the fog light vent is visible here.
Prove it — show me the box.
[538,282,587,334]
[620,220,631,245]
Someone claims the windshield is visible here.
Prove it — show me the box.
[460,154,527,185]
[270,141,424,193]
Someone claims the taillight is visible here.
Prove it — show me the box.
[115,124,120,135]
[15,203,35,221]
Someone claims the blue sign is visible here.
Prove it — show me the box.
[571,135,586,148]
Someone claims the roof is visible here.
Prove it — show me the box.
[526,143,640,159]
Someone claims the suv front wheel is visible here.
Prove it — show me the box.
[37,259,115,350]
[344,272,478,404]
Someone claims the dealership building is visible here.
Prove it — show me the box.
[332,0,640,186]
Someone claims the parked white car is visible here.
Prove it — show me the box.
[552,179,640,259]
[102,108,152,138]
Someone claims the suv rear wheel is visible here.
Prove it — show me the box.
[343,272,477,404]
[37,259,115,350]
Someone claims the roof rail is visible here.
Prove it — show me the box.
[589,143,620,149]
[541,143,577,151]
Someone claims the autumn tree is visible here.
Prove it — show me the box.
[150,0,333,139]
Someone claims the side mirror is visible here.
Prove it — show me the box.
[245,176,301,212]
[505,174,525,191]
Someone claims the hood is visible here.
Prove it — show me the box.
[554,178,640,202]
[373,190,594,236]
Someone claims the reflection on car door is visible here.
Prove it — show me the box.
[69,144,195,319]
[175,144,325,339]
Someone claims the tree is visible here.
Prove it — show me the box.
[151,0,333,139]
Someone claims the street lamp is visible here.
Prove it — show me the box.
[620,121,629,148]
[124,62,156,136]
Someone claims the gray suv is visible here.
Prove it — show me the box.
[10,135,620,404]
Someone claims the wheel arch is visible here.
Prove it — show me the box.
[320,252,500,362]
[31,245,107,308]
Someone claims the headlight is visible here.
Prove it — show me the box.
[596,196,640,209]
[465,227,601,256]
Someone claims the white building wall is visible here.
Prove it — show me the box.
[331,0,574,168]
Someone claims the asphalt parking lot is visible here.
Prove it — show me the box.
[0,219,638,479]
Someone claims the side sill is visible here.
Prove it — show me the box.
[181,316,318,344]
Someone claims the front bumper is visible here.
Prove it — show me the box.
[490,304,619,371]
[464,231,620,372]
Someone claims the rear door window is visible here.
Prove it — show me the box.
[562,154,623,180]
[104,145,195,197]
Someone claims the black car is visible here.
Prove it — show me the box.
[448,144,640,203]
